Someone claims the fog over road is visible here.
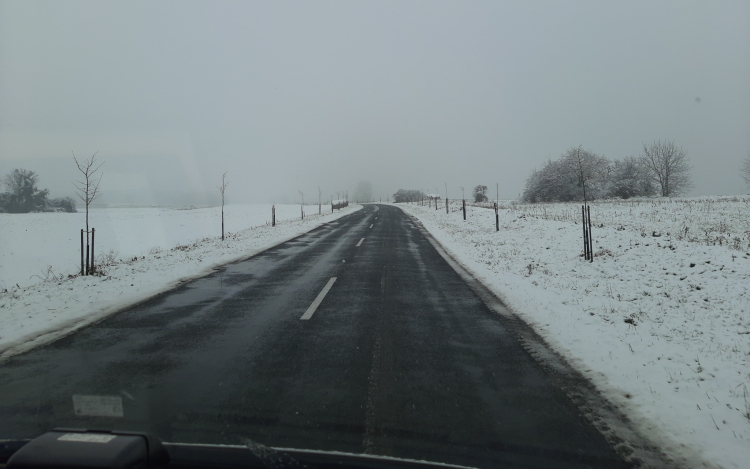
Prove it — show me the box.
[0,205,631,468]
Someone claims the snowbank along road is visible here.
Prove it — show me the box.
[0,205,671,468]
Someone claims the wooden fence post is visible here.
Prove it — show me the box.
[272,205,276,226]
[446,197,449,214]
[86,231,91,275]
[462,199,466,220]
[91,228,95,274]
[588,205,593,262]
[494,203,499,232]
[581,205,589,260]
[80,229,84,276]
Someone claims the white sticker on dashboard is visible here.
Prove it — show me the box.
[72,394,124,417]
[58,433,117,443]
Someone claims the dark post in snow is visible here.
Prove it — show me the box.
[85,233,90,276]
[91,228,95,274]
[80,229,84,276]
[272,205,276,227]
[582,205,589,260]
[444,182,448,213]
[494,203,499,232]
[462,199,466,220]
[587,205,594,262]
[435,196,438,211]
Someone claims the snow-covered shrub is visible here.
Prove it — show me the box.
[46,197,77,213]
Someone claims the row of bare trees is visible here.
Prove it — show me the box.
[523,140,694,203]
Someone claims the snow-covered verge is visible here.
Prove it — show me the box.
[398,197,750,469]
[0,204,361,359]
[1,203,323,289]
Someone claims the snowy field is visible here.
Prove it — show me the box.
[0,203,361,358]
[1,203,317,289]
[399,197,750,469]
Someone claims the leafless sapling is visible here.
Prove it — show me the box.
[73,151,103,274]
[218,172,228,240]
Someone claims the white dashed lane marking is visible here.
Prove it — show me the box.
[300,277,337,320]
[356,238,365,247]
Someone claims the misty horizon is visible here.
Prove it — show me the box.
[1,1,749,206]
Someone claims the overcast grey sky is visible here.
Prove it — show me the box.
[1,0,749,205]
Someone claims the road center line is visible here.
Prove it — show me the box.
[356,238,365,246]
[369,224,373,228]
[300,277,337,320]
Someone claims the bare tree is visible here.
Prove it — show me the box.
[73,151,103,272]
[640,140,693,197]
[2,169,49,213]
[562,146,610,202]
[567,146,591,204]
[473,185,488,203]
[610,156,655,199]
[218,172,228,240]
[741,151,750,188]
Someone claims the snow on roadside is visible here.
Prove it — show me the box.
[0,204,361,359]
[399,198,750,469]
[1,203,319,289]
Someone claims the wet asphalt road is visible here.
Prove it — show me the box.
[0,204,629,468]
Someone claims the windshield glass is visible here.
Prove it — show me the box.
[1,2,749,468]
